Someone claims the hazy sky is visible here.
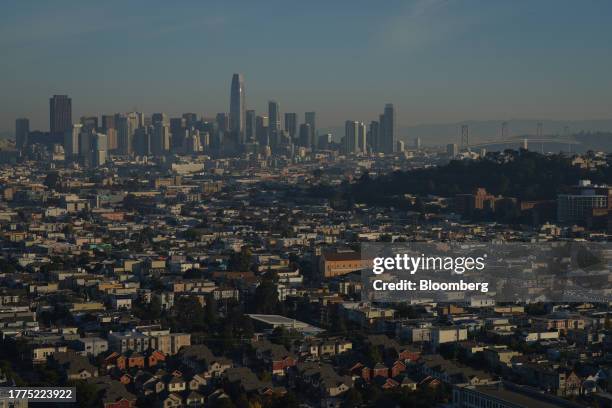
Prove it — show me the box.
[2,0,612,132]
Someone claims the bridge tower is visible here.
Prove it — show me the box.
[536,122,543,138]
[501,122,508,140]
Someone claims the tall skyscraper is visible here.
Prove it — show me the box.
[117,113,139,155]
[64,123,82,160]
[245,110,256,141]
[298,123,311,148]
[268,101,280,132]
[50,95,72,136]
[170,117,187,152]
[305,112,316,149]
[101,115,116,132]
[15,118,29,151]
[379,103,395,154]
[284,113,298,139]
[369,121,380,152]
[344,121,359,154]
[230,73,246,144]
[357,122,367,153]
[152,122,171,156]
[256,115,269,146]
[92,133,108,167]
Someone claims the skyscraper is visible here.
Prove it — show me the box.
[305,112,316,149]
[344,121,359,154]
[256,115,269,146]
[284,113,298,139]
[15,118,29,151]
[268,101,281,147]
[369,121,380,152]
[245,110,256,141]
[117,113,139,156]
[357,122,367,153]
[64,123,82,160]
[379,103,395,154]
[50,95,72,136]
[230,73,246,144]
[152,122,171,156]
[298,123,311,148]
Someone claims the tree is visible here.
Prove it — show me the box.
[341,388,363,408]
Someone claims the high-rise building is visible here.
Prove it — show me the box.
[101,115,116,132]
[256,115,269,146]
[133,127,150,157]
[298,123,311,148]
[15,118,29,151]
[170,117,187,152]
[182,113,198,128]
[80,116,98,132]
[216,113,229,133]
[447,143,458,158]
[305,112,316,135]
[369,121,380,152]
[379,103,395,154]
[268,100,281,129]
[152,113,169,126]
[344,121,359,154]
[284,113,298,139]
[50,95,72,136]
[117,113,139,155]
[318,133,333,150]
[245,110,256,141]
[415,137,422,150]
[357,122,367,153]
[64,124,82,160]
[92,133,108,167]
[151,122,171,156]
[230,73,246,144]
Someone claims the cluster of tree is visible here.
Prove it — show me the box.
[335,150,612,206]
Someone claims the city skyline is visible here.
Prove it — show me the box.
[2,1,612,132]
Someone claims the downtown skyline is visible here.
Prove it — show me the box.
[2,1,612,132]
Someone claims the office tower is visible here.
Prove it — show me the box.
[245,110,256,141]
[268,101,281,146]
[379,103,395,154]
[256,115,269,146]
[133,127,150,156]
[64,124,82,159]
[151,122,171,156]
[182,113,198,128]
[369,121,380,152]
[396,140,405,153]
[298,123,311,148]
[101,115,116,132]
[92,133,108,167]
[15,118,29,151]
[357,122,367,153]
[415,137,422,150]
[216,113,229,133]
[318,133,332,150]
[344,121,359,154]
[117,113,139,155]
[447,143,458,158]
[305,112,316,135]
[152,113,169,125]
[80,116,98,132]
[106,128,118,151]
[305,111,316,149]
[284,113,298,139]
[50,95,72,136]
[79,130,92,165]
[170,117,187,152]
[229,73,246,144]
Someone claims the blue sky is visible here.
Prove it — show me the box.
[1,0,612,131]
